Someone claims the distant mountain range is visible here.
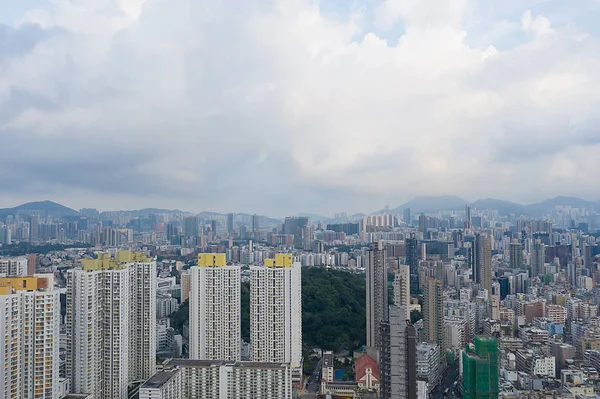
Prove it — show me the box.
[385,195,599,217]
[1,195,598,222]
[0,200,79,218]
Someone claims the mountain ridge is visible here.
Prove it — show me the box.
[0,200,79,218]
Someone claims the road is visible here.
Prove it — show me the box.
[298,357,322,398]
[431,363,460,399]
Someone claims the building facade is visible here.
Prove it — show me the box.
[0,256,27,275]
[250,254,302,383]
[423,278,444,355]
[150,359,293,399]
[66,251,157,399]
[393,265,411,317]
[190,254,241,361]
[366,242,388,348]
[0,275,60,398]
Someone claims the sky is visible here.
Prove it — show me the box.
[1,0,600,216]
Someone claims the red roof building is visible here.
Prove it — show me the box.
[355,353,380,393]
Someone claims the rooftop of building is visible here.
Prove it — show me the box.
[355,353,379,382]
[141,369,179,388]
[323,351,334,368]
[166,359,290,370]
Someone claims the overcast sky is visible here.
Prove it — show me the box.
[1,0,600,215]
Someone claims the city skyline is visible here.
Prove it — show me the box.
[2,1,600,215]
[1,194,600,221]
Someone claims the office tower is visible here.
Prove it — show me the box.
[184,216,199,237]
[406,235,419,295]
[509,241,523,269]
[584,243,594,274]
[465,205,472,230]
[530,239,545,278]
[166,222,175,241]
[250,254,302,382]
[67,251,157,399]
[0,256,27,275]
[474,234,492,294]
[423,278,444,355]
[252,213,260,232]
[28,215,38,242]
[418,214,427,233]
[366,242,388,348]
[190,254,241,361]
[380,306,417,399]
[227,213,236,233]
[403,208,411,225]
[393,265,411,319]
[283,216,311,249]
[462,336,499,399]
[0,275,60,398]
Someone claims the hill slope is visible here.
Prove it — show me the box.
[0,200,79,218]
[390,195,469,214]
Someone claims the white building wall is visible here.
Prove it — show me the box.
[250,262,302,369]
[0,275,60,398]
[189,265,241,361]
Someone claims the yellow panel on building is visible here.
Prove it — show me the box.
[264,254,293,268]
[0,276,45,293]
[198,253,227,267]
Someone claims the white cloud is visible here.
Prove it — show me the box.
[1,0,600,214]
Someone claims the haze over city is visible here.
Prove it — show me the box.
[2,0,600,214]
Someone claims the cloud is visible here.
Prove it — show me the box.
[1,0,600,214]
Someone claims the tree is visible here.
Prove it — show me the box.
[410,309,422,324]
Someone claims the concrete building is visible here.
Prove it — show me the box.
[393,265,411,318]
[366,242,388,348]
[157,359,293,399]
[406,236,420,295]
[157,293,179,318]
[515,350,555,377]
[530,239,546,278]
[379,306,417,399]
[0,275,60,398]
[416,342,441,393]
[250,254,302,384]
[0,256,27,275]
[545,304,567,324]
[190,254,240,361]
[474,234,492,294]
[510,241,523,269]
[139,369,182,399]
[444,318,467,351]
[321,351,334,394]
[66,250,157,399]
[181,269,191,303]
[423,278,444,355]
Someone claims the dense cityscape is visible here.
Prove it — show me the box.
[3,0,600,397]
[1,196,600,398]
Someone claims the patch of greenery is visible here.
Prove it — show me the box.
[170,299,189,332]
[302,267,366,351]
[410,310,422,324]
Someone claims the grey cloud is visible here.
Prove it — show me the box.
[0,23,66,61]
[2,0,600,214]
